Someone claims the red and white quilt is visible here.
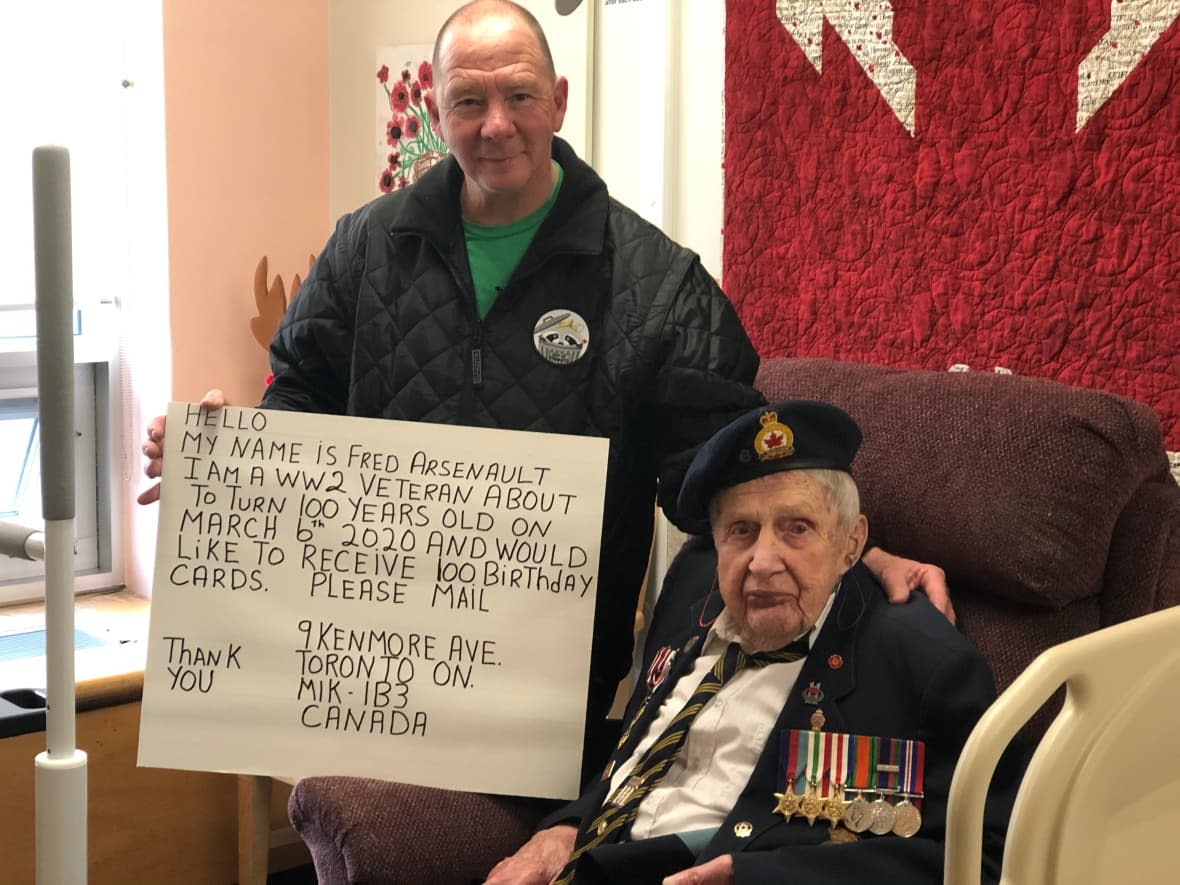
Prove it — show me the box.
[724,1,1180,448]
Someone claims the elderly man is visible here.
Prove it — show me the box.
[488,400,1020,885]
[139,0,954,785]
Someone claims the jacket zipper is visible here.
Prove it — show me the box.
[440,251,483,409]
[471,328,483,388]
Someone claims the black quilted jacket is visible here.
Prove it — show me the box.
[261,138,762,765]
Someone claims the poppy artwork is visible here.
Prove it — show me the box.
[376,47,449,194]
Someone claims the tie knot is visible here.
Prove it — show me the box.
[739,637,810,670]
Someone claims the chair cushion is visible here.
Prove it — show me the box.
[755,358,1170,607]
[288,777,554,884]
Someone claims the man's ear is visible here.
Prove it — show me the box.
[846,515,868,568]
[551,75,569,132]
[425,93,445,144]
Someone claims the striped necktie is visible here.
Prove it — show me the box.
[554,637,809,884]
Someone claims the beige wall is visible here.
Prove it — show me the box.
[163,0,330,408]
[329,0,441,221]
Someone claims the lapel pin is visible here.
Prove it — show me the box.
[802,681,824,705]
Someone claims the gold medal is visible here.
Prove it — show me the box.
[773,790,801,820]
[822,788,847,827]
[800,782,824,826]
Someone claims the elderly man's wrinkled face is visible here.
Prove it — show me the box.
[712,471,867,652]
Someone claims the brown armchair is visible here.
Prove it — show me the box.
[288,357,1180,883]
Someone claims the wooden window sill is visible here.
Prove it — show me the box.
[0,589,150,710]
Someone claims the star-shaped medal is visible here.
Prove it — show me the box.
[772,791,800,820]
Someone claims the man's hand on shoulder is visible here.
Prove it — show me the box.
[484,824,576,885]
[136,389,228,506]
[663,854,734,885]
[862,547,956,625]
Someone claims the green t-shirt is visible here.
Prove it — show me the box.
[463,162,563,319]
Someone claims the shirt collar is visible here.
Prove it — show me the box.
[709,585,839,654]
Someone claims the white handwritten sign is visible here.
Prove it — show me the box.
[137,404,608,800]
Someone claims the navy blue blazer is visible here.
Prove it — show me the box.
[542,537,1023,884]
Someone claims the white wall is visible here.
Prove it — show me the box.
[1,3,136,312]
[122,0,173,597]
[593,0,725,275]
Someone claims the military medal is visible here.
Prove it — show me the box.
[779,727,925,837]
[868,798,896,835]
[842,734,875,833]
[843,793,873,833]
[800,782,824,826]
[774,727,808,820]
[822,791,847,828]
[892,739,925,838]
[799,726,825,824]
[773,791,801,819]
[869,738,898,835]
[892,800,921,838]
[645,646,677,692]
[822,730,848,826]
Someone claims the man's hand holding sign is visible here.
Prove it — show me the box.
[137,400,607,801]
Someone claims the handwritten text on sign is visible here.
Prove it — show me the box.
[137,404,608,800]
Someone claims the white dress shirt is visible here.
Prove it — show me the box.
[609,593,836,840]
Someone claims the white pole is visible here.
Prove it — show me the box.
[32,145,88,885]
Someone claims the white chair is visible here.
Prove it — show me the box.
[945,605,1180,884]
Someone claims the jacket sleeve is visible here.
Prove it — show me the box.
[536,781,608,834]
[728,646,1024,885]
[259,210,367,414]
[642,255,764,530]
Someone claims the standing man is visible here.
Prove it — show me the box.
[140,0,950,781]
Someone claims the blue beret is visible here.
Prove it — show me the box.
[676,400,862,534]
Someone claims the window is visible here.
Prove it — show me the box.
[0,313,123,605]
[0,3,140,604]
[0,399,38,521]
